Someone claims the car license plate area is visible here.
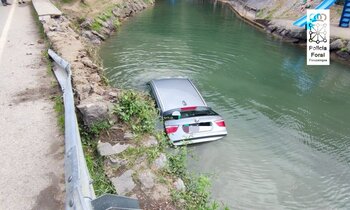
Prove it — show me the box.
[183,122,212,133]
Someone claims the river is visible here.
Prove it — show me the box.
[100,0,350,209]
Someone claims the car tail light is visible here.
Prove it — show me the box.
[181,106,197,111]
[215,120,226,127]
[165,126,179,134]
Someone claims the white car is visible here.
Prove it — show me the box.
[149,78,227,146]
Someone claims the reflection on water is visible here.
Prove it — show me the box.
[100,0,350,209]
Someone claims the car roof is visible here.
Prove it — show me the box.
[150,78,207,112]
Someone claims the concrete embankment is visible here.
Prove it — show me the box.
[219,0,350,63]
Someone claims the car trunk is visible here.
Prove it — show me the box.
[164,115,227,143]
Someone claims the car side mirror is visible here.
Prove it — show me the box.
[172,111,181,120]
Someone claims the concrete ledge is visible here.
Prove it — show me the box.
[32,0,62,17]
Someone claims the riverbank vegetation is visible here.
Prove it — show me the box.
[78,89,228,209]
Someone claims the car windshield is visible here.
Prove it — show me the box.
[163,107,218,120]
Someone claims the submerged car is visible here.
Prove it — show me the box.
[149,78,227,146]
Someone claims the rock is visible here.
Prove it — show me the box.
[111,170,136,195]
[101,27,112,37]
[82,30,101,44]
[124,130,134,140]
[108,90,119,98]
[174,178,186,191]
[91,30,106,41]
[106,19,116,30]
[133,155,148,171]
[268,19,306,40]
[109,156,128,167]
[266,24,277,33]
[77,101,109,126]
[89,73,101,83]
[81,57,94,68]
[49,26,57,31]
[336,50,350,60]
[75,83,92,100]
[330,39,345,51]
[81,18,93,29]
[347,41,350,52]
[138,170,155,189]
[288,28,306,40]
[152,153,167,170]
[142,136,158,147]
[97,142,130,156]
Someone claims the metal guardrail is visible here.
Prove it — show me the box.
[48,49,95,210]
[48,49,141,210]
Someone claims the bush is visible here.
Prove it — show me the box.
[113,90,158,134]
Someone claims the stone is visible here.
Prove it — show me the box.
[330,39,345,51]
[124,130,134,140]
[97,142,130,156]
[109,156,128,167]
[89,73,101,83]
[112,8,122,17]
[268,19,306,40]
[142,136,158,147]
[138,170,155,189]
[82,30,101,44]
[108,91,119,98]
[77,101,109,126]
[81,57,94,68]
[173,178,186,191]
[91,30,106,41]
[152,153,167,170]
[49,26,57,31]
[80,18,93,29]
[336,50,350,60]
[133,155,148,171]
[347,41,350,52]
[111,170,136,195]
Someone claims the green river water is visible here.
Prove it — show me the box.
[100,0,350,209]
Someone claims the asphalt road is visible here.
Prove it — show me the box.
[0,1,64,209]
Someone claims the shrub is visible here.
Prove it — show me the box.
[113,90,158,134]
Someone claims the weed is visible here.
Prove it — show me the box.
[91,20,102,32]
[114,18,121,28]
[80,122,115,196]
[119,146,146,167]
[61,0,74,3]
[89,120,112,136]
[113,90,158,135]
[166,147,188,178]
[54,95,65,132]
[340,47,349,52]
[146,146,161,163]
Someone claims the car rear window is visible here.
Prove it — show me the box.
[163,107,218,120]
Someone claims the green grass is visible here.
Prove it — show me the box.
[90,9,119,33]
[113,90,158,135]
[54,96,65,132]
[340,47,349,52]
[166,147,229,210]
[91,19,103,32]
[61,0,75,3]
[80,121,116,196]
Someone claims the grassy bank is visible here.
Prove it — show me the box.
[111,90,229,209]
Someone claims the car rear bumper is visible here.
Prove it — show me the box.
[170,133,227,146]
